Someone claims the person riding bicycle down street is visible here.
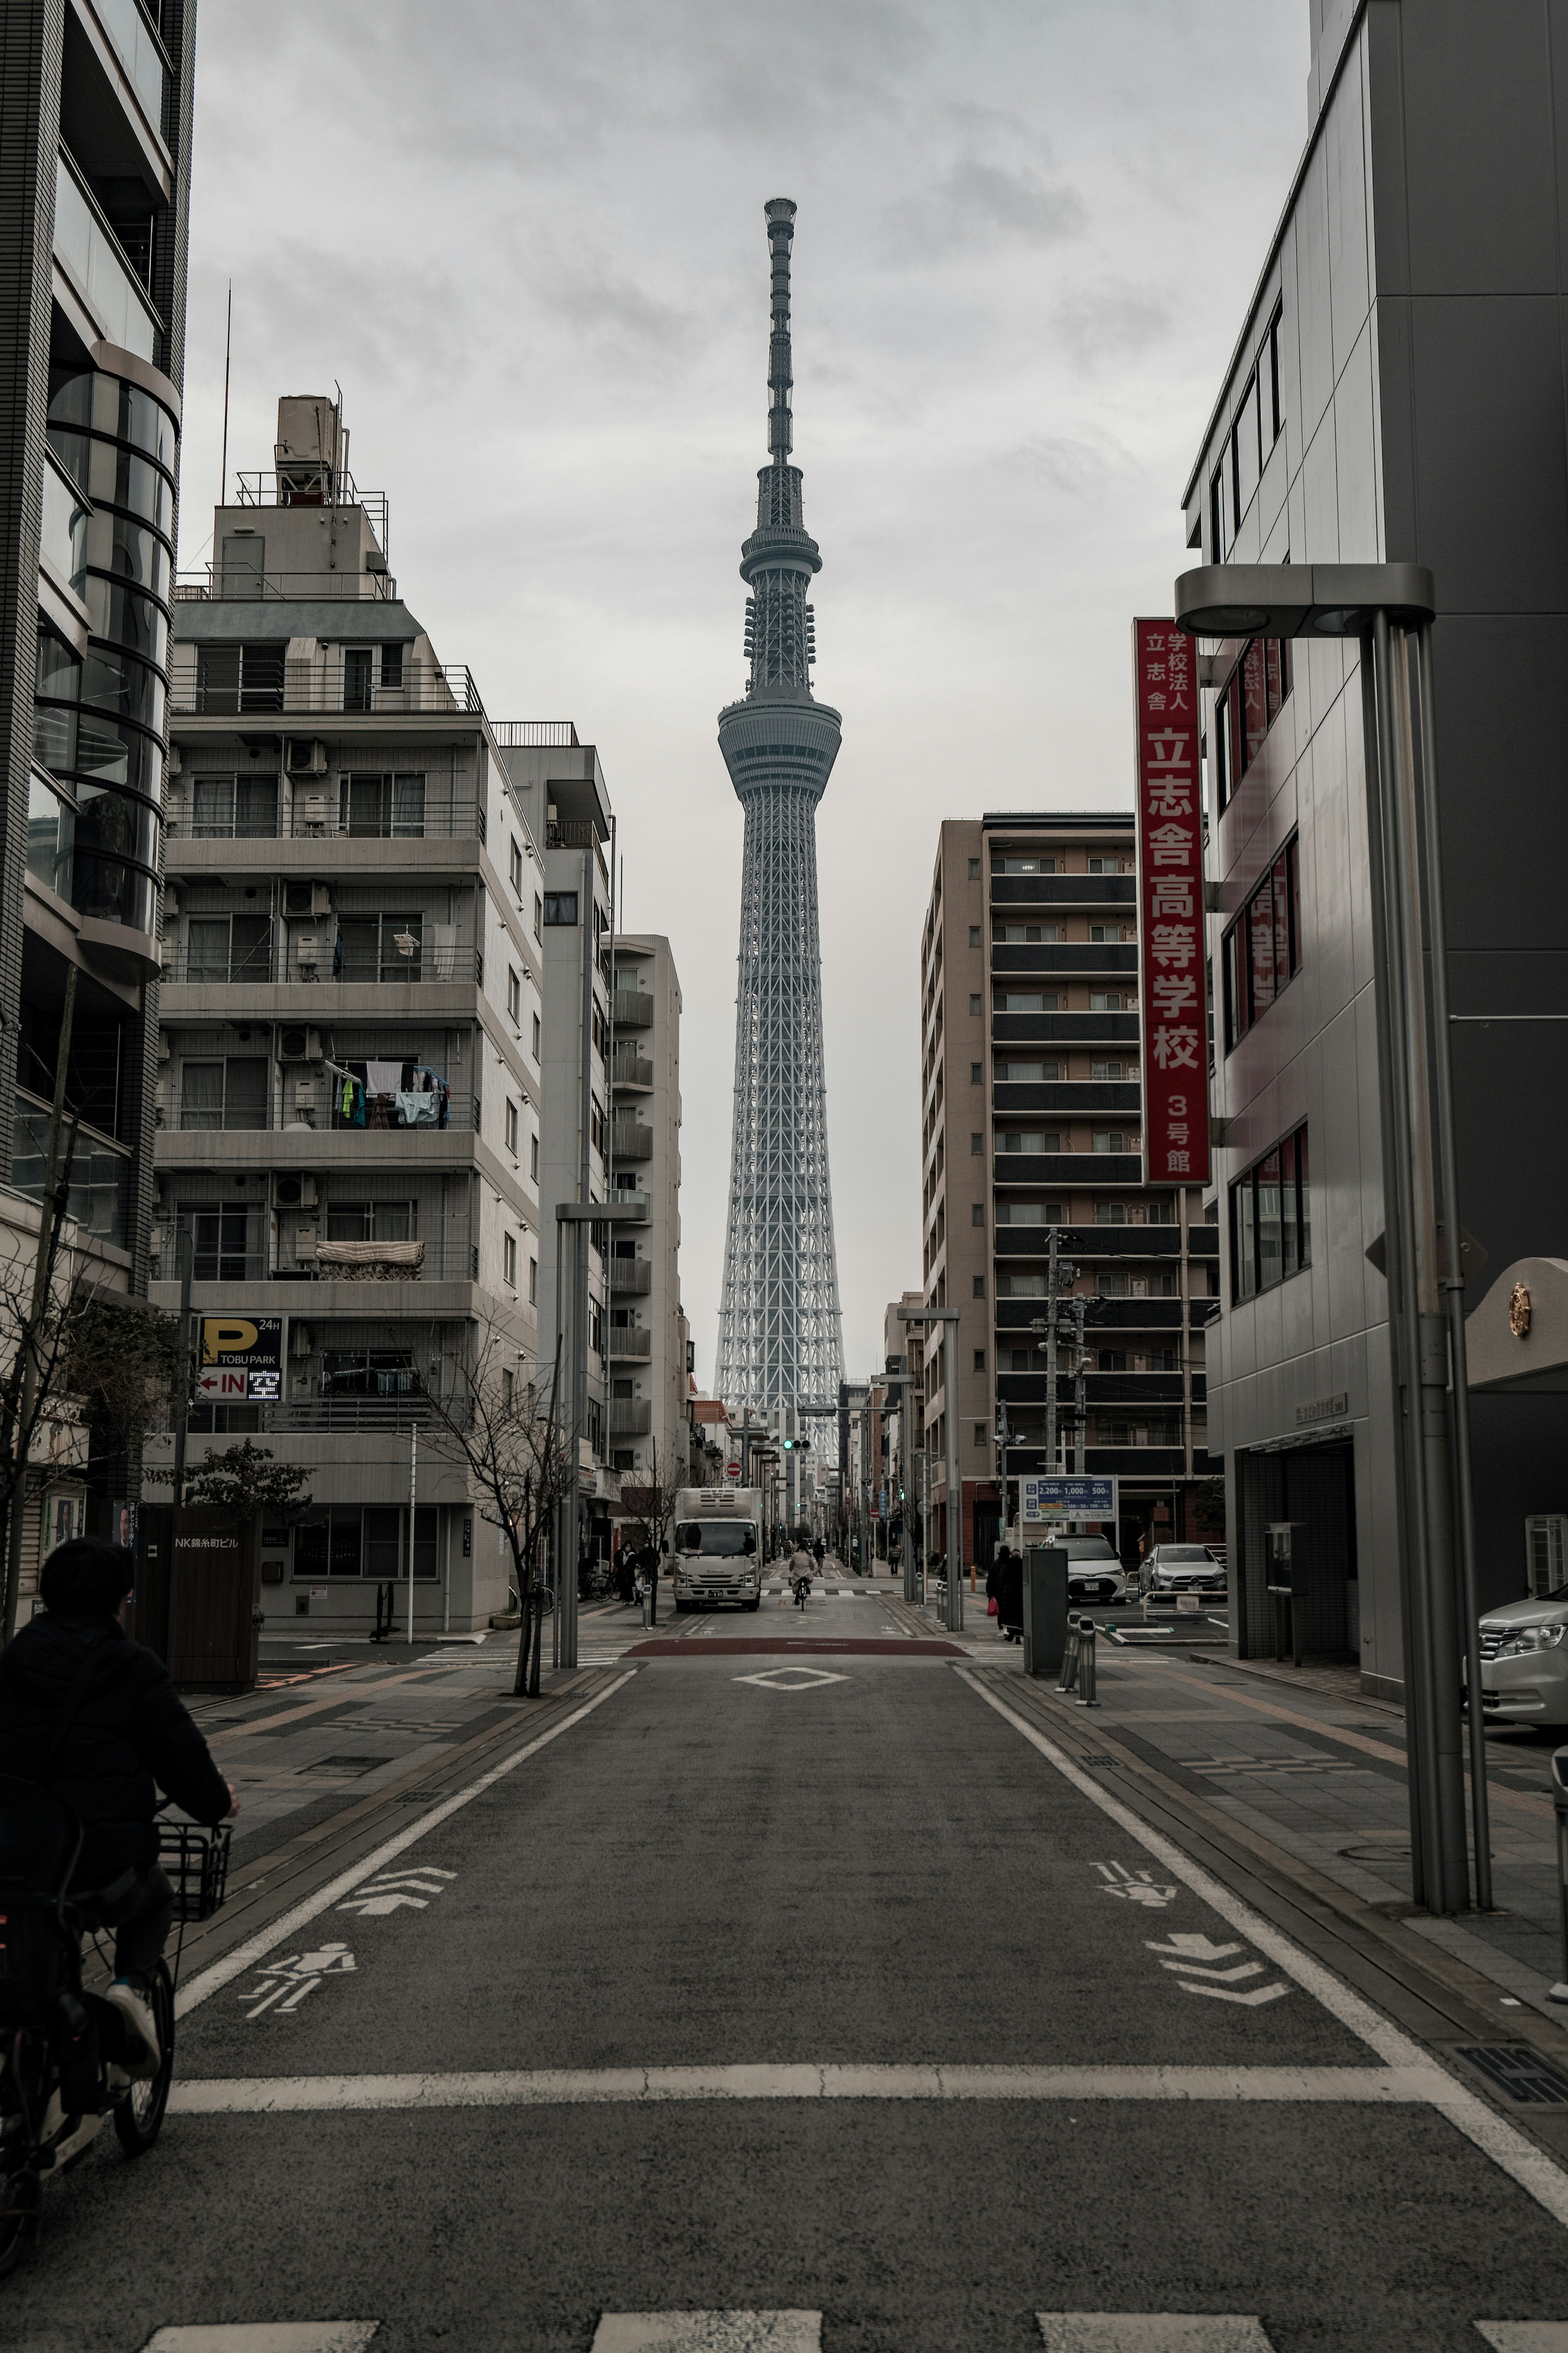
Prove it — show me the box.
[788,1538,815,1599]
[0,1538,238,2081]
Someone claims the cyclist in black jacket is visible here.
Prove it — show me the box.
[0,1538,236,2079]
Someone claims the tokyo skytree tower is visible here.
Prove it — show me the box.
[715,198,844,1413]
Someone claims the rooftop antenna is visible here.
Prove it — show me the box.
[218,280,232,506]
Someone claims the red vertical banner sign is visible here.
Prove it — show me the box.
[1133,618,1210,1186]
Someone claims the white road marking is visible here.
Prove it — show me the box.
[1038,2322,1274,2351]
[1177,1980,1290,2008]
[239,1942,357,2020]
[958,1666,1568,2234]
[1147,1935,1243,1962]
[140,2327,380,2352]
[1093,1861,1177,1907]
[1476,2329,1568,2349]
[177,1671,637,2021]
[733,1667,850,1692]
[337,1867,457,1917]
[591,2317,821,2352]
[168,2061,1432,2114]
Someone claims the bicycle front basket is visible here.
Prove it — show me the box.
[156,1822,232,1922]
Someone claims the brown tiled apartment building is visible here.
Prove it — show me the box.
[918,813,1221,1573]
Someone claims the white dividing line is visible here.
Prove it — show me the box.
[168,2061,1429,2115]
[592,2318,820,2353]
[956,1667,1568,2234]
[176,1671,636,2021]
[141,2329,380,2353]
[1038,2322,1274,2351]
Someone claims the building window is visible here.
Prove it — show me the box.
[505,1100,519,1155]
[502,1369,514,1411]
[969,926,981,948]
[503,1233,517,1287]
[510,839,523,893]
[994,1200,1063,1226]
[530,1133,539,1180]
[1231,1122,1310,1302]
[543,892,577,925]
[970,1133,983,1155]
[971,1202,985,1227]
[507,967,521,1023]
[995,1058,1060,1082]
[531,1011,541,1060]
[973,1349,986,1372]
[533,892,543,939]
[1212,636,1293,814]
[998,1130,1060,1154]
[973,1275,986,1299]
[968,858,980,879]
[529,1256,538,1303]
[995,857,1056,874]
[994,923,1058,944]
[1267,301,1284,444]
[1091,1059,1126,1080]
[1092,1132,1126,1154]
[996,992,1060,1013]
[969,994,982,1016]
[1147,1197,1176,1224]
[1087,857,1123,874]
[1088,991,1127,1013]
[1098,1349,1129,1371]
[971,1062,983,1083]
[1089,924,1123,943]
[1223,834,1301,1048]
[1094,1201,1126,1224]
[973,1422,987,1448]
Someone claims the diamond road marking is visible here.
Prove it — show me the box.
[1038,2322,1275,2351]
[733,1666,850,1691]
[140,2328,381,2353]
[592,2318,821,2352]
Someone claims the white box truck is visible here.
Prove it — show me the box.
[673,1487,764,1612]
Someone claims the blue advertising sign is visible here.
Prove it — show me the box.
[1020,1474,1118,1525]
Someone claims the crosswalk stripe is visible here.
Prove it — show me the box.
[591,2316,821,2351]
[1038,2323,1273,2350]
[140,2328,381,2352]
[169,2061,1427,2115]
[1475,2330,1568,2349]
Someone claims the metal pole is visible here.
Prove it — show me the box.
[1044,1227,1060,1477]
[552,1213,565,1671]
[1414,620,1492,1911]
[1359,632,1428,1907]
[944,1316,962,1632]
[407,1421,417,1646]
[1072,1295,1087,1476]
[169,1222,194,1514]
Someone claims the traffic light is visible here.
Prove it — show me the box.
[782,1438,795,1451]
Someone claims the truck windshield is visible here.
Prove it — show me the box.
[675,1522,755,1557]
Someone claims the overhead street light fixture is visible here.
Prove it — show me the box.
[1172,558,1484,1920]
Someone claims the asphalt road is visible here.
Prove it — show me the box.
[14,1603,1568,2353]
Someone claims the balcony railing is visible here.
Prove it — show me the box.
[610,1328,652,1360]
[159,1089,475,1137]
[232,474,390,552]
[491,722,579,747]
[160,944,482,987]
[166,797,487,844]
[614,990,654,1030]
[11,1096,131,1250]
[611,1052,653,1090]
[169,656,485,719]
[612,1121,653,1163]
[152,1241,481,1285]
[263,1397,461,1435]
[609,1260,651,1295]
[174,567,400,603]
[604,1190,652,1222]
[53,148,160,366]
[610,1400,652,1436]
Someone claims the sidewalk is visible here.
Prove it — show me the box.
[903,1581,1568,2030]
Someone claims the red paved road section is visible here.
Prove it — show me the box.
[623,1637,966,1658]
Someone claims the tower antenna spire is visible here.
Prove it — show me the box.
[764,196,796,463]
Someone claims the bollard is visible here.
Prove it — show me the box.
[1550,1748,1568,2004]
[1057,1613,1082,1695]
[1076,1616,1100,1708]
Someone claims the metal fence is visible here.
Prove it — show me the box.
[169,656,485,719]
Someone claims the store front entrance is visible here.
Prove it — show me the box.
[1234,1439,1358,1661]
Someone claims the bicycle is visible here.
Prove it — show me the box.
[0,1782,231,2279]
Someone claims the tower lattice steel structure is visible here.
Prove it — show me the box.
[715,198,844,1414]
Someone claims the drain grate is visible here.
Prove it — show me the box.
[1456,2045,1568,2105]
[1077,1755,1116,1767]
[394,1789,444,1803]
[298,1753,395,1778]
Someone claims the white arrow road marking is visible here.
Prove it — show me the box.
[1157,1960,1267,1985]
[337,1893,430,1916]
[338,1868,455,1916]
[1177,1980,1290,2007]
[1145,1935,1243,1962]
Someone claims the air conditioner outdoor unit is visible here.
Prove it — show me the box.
[166,745,182,776]
[1526,1514,1568,1599]
[163,886,180,919]
[279,1026,323,1063]
[293,1224,318,1257]
[294,936,319,970]
[283,881,333,919]
[276,1175,319,1210]
[301,793,330,832]
[286,738,328,776]
[156,1030,171,1062]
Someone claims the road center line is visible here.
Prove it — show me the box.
[176,1671,637,2021]
[167,2061,1430,2115]
[954,1666,1568,2234]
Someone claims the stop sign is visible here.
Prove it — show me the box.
[726,1460,741,1476]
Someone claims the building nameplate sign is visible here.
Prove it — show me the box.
[1295,1392,1349,1427]
[1133,617,1210,1187]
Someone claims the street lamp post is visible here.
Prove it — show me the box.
[898,1305,963,1633]
[1174,560,1486,1916]
[553,1199,646,1671]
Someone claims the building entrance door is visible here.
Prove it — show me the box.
[1235,1440,1357,1661]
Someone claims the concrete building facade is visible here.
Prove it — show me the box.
[154,405,543,1633]
[607,931,684,1502]
[919,814,1220,1575]
[1184,0,1568,1693]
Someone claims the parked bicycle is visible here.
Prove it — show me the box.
[0,1791,231,2277]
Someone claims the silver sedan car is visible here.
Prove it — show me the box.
[1478,1594,1568,1729]
[1140,1543,1227,1599]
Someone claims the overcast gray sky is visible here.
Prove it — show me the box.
[179,0,1309,1391]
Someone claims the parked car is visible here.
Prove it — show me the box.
[1478,1594,1568,1729]
[1140,1543,1227,1600]
[1050,1534,1130,1605]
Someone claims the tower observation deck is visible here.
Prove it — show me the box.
[715,198,845,1416]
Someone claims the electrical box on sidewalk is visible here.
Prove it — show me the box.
[1022,1546,1070,1679]
[131,1505,261,1693]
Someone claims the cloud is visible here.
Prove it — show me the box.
[884,156,1086,262]
[1008,433,1127,496]
[1054,282,1173,371]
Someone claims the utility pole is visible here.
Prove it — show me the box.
[898,1305,963,1633]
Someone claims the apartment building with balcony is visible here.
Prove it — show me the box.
[492,732,624,1566]
[2,5,194,1284]
[605,932,684,1502]
[918,813,1220,1573]
[151,401,544,1631]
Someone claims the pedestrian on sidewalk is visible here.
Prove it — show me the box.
[616,1543,635,1611]
[641,1538,662,1628]
[992,1546,1023,1642]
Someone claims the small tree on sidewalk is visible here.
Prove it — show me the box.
[619,1436,682,1556]
[420,1312,576,1697]
[178,1440,313,1529]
